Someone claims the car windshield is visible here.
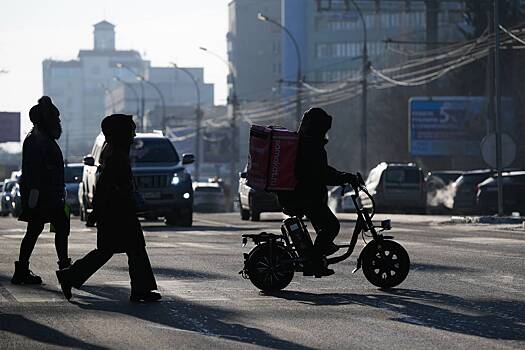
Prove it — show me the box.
[130,138,180,163]
[64,166,83,183]
[386,168,420,183]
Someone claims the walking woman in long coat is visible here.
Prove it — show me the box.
[56,114,160,302]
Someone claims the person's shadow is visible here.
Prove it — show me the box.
[265,288,525,340]
[73,284,316,350]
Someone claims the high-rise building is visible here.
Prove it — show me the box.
[43,20,214,160]
[227,0,282,102]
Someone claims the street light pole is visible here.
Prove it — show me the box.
[257,13,302,128]
[113,76,140,117]
[116,63,146,131]
[138,77,166,132]
[199,46,238,210]
[171,63,202,181]
[494,0,504,216]
[350,0,369,174]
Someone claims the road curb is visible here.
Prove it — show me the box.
[448,215,525,225]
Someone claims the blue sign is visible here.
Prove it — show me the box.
[409,97,515,156]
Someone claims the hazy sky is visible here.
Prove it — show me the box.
[0,0,231,145]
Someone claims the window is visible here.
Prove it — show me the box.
[130,138,180,163]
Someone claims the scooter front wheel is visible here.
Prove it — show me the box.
[361,240,410,289]
[246,243,294,292]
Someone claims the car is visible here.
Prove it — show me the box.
[8,183,22,218]
[238,168,282,221]
[0,180,17,217]
[79,132,195,226]
[193,182,225,212]
[477,171,525,215]
[425,170,463,213]
[328,186,356,213]
[360,162,426,213]
[65,163,84,216]
[452,169,494,214]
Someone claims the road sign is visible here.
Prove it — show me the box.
[409,97,515,156]
[480,133,516,169]
[0,112,20,142]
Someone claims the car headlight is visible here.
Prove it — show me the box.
[5,195,10,201]
[172,171,188,185]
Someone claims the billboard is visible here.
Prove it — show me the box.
[409,97,515,156]
[0,112,21,142]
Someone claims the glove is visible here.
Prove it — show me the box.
[343,173,360,187]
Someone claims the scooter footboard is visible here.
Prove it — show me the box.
[241,232,285,246]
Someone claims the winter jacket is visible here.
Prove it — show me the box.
[19,128,65,222]
[278,108,347,212]
[92,145,145,253]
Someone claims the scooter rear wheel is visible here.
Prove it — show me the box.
[246,243,294,292]
[361,240,410,288]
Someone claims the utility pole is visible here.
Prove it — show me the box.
[425,0,439,51]
[199,47,237,210]
[172,64,202,181]
[494,0,504,216]
[350,1,369,174]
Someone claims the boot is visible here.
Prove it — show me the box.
[11,261,43,285]
[302,257,335,278]
[57,258,72,270]
[130,291,162,303]
[323,242,340,256]
[55,268,73,301]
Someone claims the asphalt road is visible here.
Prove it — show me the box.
[0,212,524,350]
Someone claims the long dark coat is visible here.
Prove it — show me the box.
[92,145,145,253]
[19,128,65,222]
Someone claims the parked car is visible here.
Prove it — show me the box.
[0,180,17,217]
[328,186,356,213]
[238,169,282,221]
[79,132,195,226]
[65,163,83,216]
[477,171,525,215]
[193,182,225,212]
[9,183,22,218]
[425,170,463,213]
[360,162,426,213]
[452,169,494,214]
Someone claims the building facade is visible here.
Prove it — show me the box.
[227,0,282,102]
[43,20,214,160]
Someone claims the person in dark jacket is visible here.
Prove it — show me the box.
[278,107,358,277]
[11,96,71,285]
[56,114,160,303]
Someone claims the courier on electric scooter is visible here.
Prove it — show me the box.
[239,173,410,292]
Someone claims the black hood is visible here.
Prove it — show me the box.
[298,107,332,140]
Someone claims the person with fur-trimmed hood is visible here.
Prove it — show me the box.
[11,96,71,285]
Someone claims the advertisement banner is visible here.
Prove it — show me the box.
[409,97,515,156]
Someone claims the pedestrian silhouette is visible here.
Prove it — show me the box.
[277,107,358,277]
[11,96,71,285]
[56,114,161,302]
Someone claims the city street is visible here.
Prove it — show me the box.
[0,212,523,349]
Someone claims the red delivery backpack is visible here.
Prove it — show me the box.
[247,125,298,191]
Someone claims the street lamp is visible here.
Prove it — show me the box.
[99,82,116,113]
[115,62,145,131]
[137,76,166,132]
[349,0,370,174]
[113,76,140,118]
[257,12,302,127]
[199,46,238,210]
[171,63,202,181]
